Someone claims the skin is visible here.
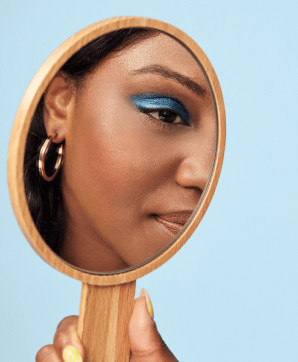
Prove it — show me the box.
[36,290,178,361]
[44,32,216,272]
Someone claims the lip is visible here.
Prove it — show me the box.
[154,211,193,237]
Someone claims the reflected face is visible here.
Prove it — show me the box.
[59,33,216,272]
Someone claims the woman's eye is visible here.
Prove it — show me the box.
[146,109,184,124]
[130,93,192,127]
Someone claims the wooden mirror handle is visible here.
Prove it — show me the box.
[78,281,136,361]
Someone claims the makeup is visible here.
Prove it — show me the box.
[130,93,192,126]
[154,211,192,236]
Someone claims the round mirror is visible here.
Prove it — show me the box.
[8,16,225,282]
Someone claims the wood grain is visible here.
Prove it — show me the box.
[78,281,136,361]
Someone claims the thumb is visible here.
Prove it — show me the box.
[129,289,178,362]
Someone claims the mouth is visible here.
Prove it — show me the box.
[153,211,193,237]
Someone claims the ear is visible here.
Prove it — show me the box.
[43,72,75,143]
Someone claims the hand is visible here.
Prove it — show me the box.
[36,289,178,361]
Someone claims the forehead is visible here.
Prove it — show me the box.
[95,32,209,87]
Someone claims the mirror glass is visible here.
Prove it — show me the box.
[23,27,217,273]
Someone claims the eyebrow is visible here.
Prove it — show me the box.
[130,65,207,98]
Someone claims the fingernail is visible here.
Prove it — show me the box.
[62,345,82,362]
[140,288,154,319]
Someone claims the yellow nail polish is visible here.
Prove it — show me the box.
[62,345,83,362]
[140,288,154,319]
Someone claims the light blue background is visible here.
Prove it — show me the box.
[1,1,297,361]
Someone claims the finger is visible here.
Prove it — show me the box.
[53,315,84,362]
[36,344,60,361]
[129,289,178,362]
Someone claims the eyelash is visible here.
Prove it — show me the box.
[130,94,192,130]
[141,109,190,128]
[142,111,184,131]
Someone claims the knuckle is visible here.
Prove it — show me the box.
[56,315,78,331]
[54,329,69,346]
[54,315,79,346]
[36,345,53,361]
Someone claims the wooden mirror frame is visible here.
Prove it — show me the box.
[8,16,226,286]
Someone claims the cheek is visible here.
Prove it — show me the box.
[63,95,157,221]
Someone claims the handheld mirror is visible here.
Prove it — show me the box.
[8,16,225,361]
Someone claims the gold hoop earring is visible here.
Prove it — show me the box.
[38,135,64,182]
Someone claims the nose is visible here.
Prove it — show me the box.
[175,156,212,192]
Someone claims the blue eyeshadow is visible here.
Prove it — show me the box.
[130,93,191,123]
